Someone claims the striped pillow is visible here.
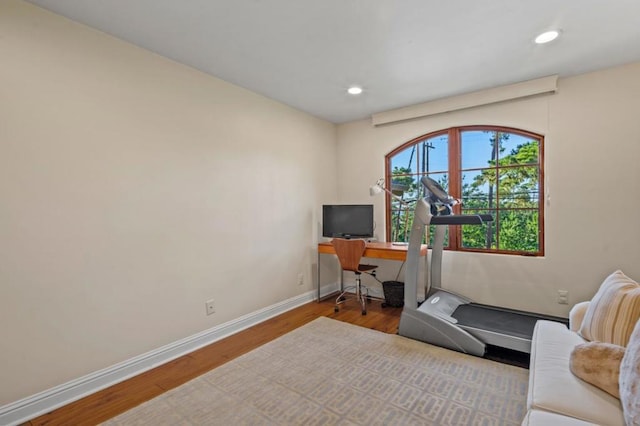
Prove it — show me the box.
[579,270,640,347]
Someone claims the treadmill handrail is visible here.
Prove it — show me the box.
[430,214,494,225]
[431,215,482,225]
[478,214,494,222]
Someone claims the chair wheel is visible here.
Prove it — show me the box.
[381,302,387,308]
[361,310,367,315]
[334,306,339,312]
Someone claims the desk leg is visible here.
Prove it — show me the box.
[317,251,321,302]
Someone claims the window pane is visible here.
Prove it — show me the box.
[498,166,539,208]
[389,203,413,242]
[425,172,449,194]
[390,173,420,202]
[390,145,418,175]
[500,135,539,165]
[460,210,497,250]
[461,169,497,209]
[461,130,498,170]
[425,172,450,248]
[497,209,539,252]
[417,134,448,174]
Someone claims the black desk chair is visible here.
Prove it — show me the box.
[332,238,378,315]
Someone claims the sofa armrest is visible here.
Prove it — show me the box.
[569,301,590,332]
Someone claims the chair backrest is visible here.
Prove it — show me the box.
[331,238,366,273]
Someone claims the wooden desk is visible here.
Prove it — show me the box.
[317,241,428,302]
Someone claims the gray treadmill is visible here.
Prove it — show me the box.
[398,177,562,356]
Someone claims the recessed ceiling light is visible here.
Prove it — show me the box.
[535,30,560,44]
[347,86,363,95]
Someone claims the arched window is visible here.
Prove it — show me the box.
[385,126,544,256]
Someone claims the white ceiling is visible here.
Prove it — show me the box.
[26,0,640,124]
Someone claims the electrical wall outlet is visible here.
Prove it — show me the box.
[557,290,569,305]
[297,273,304,286]
[205,299,216,315]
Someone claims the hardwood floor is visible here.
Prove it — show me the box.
[26,297,403,426]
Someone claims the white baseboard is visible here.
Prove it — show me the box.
[0,287,336,426]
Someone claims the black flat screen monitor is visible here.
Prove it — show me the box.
[322,204,374,238]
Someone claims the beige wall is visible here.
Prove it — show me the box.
[337,61,640,318]
[0,0,337,405]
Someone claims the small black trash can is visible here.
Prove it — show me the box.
[382,281,404,308]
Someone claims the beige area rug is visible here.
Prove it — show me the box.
[104,317,529,425]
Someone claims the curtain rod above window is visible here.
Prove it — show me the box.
[371,75,558,126]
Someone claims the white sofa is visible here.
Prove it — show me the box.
[522,301,625,425]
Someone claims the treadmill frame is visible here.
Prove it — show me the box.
[397,185,563,356]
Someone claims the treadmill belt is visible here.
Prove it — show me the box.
[452,304,539,340]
